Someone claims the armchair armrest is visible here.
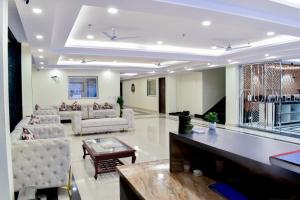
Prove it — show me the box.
[24,124,65,139]
[72,112,82,134]
[11,138,71,191]
[37,115,60,124]
[123,109,134,129]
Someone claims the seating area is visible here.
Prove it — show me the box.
[2,0,300,200]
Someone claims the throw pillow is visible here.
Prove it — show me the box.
[103,102,113,109]
[93,102,101,110]
[35,104,40,111]
[29,115,40,125]
[59,102,67,111]
[71,101,81,111]
[22,128,35,140]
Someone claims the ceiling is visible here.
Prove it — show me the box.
[11,0,300,79]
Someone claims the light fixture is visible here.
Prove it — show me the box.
[32,8,42,14]
[36,35,43,40]
[157,41,163,45]
[148,71,156,74]
[86,35,94,39]
[211,46,217,49]
[185,68,193,71]
[40,66,44,69]
[230,61,239,64]
[40,61,44,65]
[207,63,211,66]
[39,55,44,58]
[265,56,277,59]
[267,32,275,36]
[202,20,211,26]
[227,59,232,62]
[265,54,269,57]
[38,49,43,52]
[169,70,175,73]
[121,73,138,76]
[107,7,119,14]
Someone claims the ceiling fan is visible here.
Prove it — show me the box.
[102,28,139,41]
[81,58,96,64]
[216,43,251,51]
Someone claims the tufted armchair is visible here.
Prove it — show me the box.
[10,118,70,192]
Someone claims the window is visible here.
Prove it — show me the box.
[68,76,98,99]
[147,79,156,96]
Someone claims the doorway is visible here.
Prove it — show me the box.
[159,77,166,113]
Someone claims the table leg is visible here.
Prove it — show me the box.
[94,162,99,180]
[82,145,87,159]
[132,155,136,164]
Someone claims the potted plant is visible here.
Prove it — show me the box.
[117,96,124,117]
[205,112,218,130]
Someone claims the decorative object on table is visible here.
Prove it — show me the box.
[178,114,193,134]
[205,112,218,130]
[131,83,135,93]
[117,96,124,117]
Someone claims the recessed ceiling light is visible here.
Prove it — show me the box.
[69,58,73,61]
[36,35,43,40]
[38,49,44,52]
[157,41,163,45]
[40,66,44,69]
[107,7,119,14]
[186,68,193,71]
[39,55,44,58]
[169,70,175,73]
[40,61,44,65]
[32,8,42,14]
[267,32,275,36]
[265,56,277,59]
[148,71,156,74]
[207,63,211,65]
[265,54,269,57]
[227,59,232,62]
[86,35,94,39]
[121,73,138,76]
[202,20,211,26]
[211,46,217,49]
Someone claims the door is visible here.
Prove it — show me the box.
[159,77,166,113]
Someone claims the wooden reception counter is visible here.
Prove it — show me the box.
[170,129,300,199]
[117,160,225,200]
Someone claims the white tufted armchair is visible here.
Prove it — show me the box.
[11,118,70,192]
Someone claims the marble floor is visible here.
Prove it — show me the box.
[64,113,300,200]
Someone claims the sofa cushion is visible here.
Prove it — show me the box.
[102,102,113,109]
[29,115,40,125]
[22,128,35,140]
[93,102,101,110]
[81,118,127,128]
[71,101,81,111]
[59,102,68,111]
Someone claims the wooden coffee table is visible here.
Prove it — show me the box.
[82,137,136,179]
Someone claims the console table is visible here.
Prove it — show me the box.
[170,129,300,199]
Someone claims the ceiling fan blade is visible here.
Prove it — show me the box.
[115,36,140,40]
[102,32,113,39]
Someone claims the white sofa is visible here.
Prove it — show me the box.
[33,108,58,116]
[88,104,117,119]
[72,109,134,135]
[11,119,70,192]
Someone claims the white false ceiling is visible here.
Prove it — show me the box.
[12,0,300,77]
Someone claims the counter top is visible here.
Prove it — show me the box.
[171,129,300,166]
[117,160,224,200]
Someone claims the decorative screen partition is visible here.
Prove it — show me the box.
[240,61,300,138]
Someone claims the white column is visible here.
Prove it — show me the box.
[226,64,240,126]
[21,43,33,116]
[0,0,14,199]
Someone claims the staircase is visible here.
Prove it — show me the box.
[195,97,226,125]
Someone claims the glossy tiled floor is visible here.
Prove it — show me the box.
[65,114,300,200]
[66,115,177,200]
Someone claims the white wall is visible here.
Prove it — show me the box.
[21,43,33,117]
[226,64,240,126]
[176,72,203,115]
[32,69,120,107]
[202,68,226,113]
[0,0,14,198]
[122,76,159,111]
